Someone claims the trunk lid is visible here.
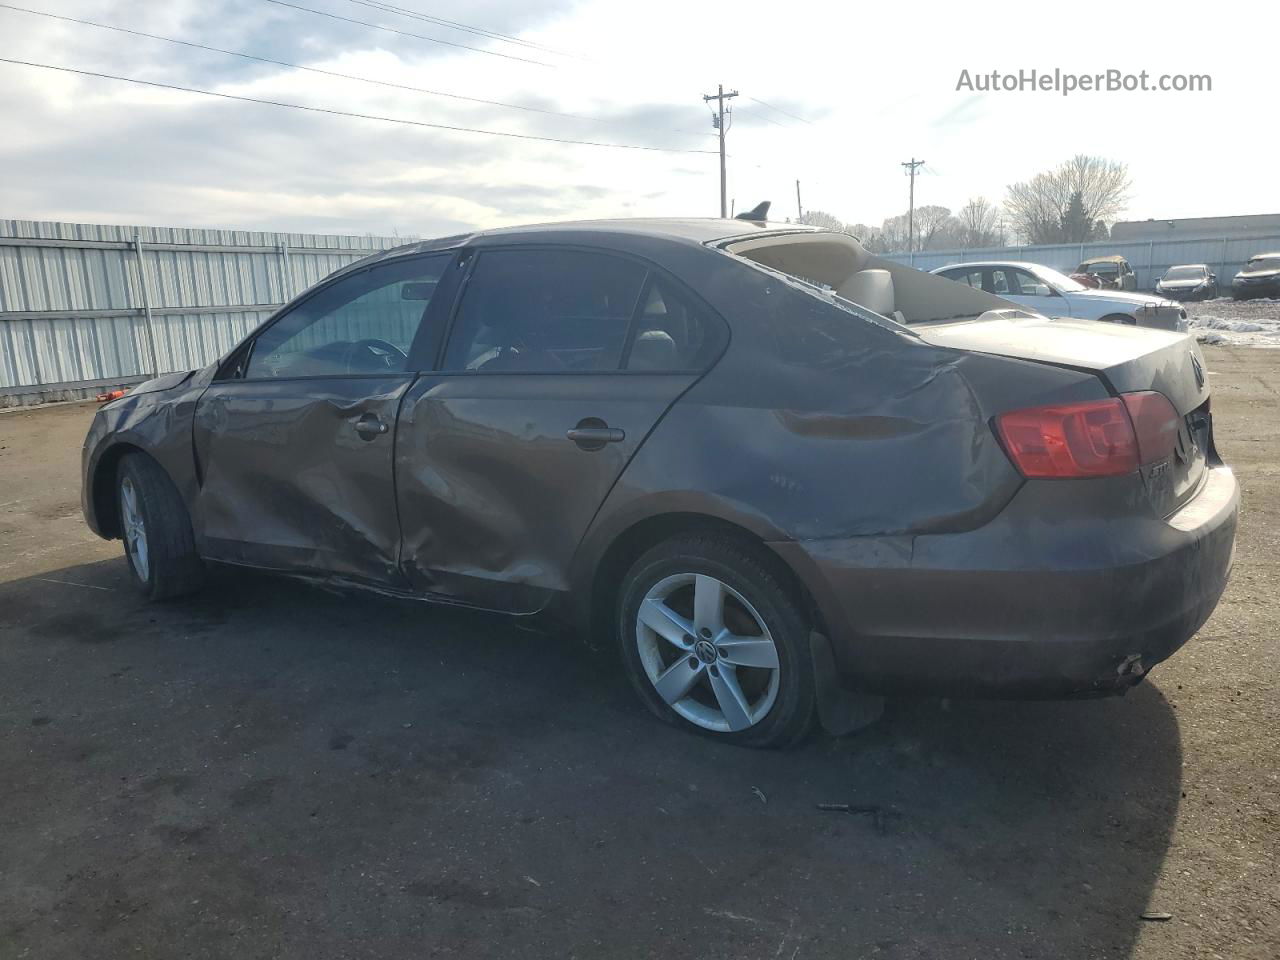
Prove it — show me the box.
[916,313,1212,516]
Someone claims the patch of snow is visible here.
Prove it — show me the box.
[1185,305,1280,348]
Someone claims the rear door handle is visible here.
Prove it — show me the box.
[567,419,625,450]
[354,415,389,440]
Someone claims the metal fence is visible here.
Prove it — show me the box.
[881,233,1280,291]
[0,219,409,406]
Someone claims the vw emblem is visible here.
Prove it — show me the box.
[1191,353,1205,391]
[693,639,718,664]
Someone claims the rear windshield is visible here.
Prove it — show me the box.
[1164,266,1206,280]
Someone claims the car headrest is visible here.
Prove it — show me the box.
[628,329,677,370]
[837,268,895,317]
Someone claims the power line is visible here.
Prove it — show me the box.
[259,0,553,67]
[746,96,811,125]
[0,57,718,154]
[735,106,788,128]
[0,3,600,123]
[340,0,581,59]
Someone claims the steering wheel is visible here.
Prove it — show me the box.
[345,338,407,371]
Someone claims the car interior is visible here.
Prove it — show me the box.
[723,231,1008,324]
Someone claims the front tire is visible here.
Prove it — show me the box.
[117,453,204,600]
[617,535,816,748]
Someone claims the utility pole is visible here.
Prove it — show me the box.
[901,157,925,252]
[703,85,738,218]
[795,180,803,222]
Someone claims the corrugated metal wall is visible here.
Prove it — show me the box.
[882,233,1280,290]
[0,218,409,403]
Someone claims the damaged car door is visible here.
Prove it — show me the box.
[394,245,725,612]
[191,253,453,584]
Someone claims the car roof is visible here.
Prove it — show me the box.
[327,217,826,279]
[931,261,1046,272]
[1166,263,1209,270]
[1247,251,1280,258]
[1079,255,1128,265]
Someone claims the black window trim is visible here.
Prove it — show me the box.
[431,242,730,377]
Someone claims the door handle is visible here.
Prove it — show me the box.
[354,416,389,440]
[567,419,625,450]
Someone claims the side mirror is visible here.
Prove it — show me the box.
[1032,283,1053,297]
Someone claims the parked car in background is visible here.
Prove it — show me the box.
[1156,264,1219,301]
[81,219,1235,748]
[1077,256,1138,291]
[931,261,1187,329]
[1068,270,1104,289]
[1231,252,1280,300]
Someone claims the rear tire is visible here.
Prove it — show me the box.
[117,453,204,600]
[617,535,816,749]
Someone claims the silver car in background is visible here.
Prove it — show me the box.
[931,261,1187,330]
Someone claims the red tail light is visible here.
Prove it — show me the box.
[995,392,1179,479]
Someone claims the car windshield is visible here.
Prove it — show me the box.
[1032,266,1087,292]
[1165,266,1206,281]
[1087,264,1118,276]
[1245,256,1280,272]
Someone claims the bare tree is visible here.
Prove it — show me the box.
[1005,155,1131,244]
[956,196,1003,248]
[878,213,911,253]
[797,209,848,232]
[910,205,957,251]
[848,223,887,252]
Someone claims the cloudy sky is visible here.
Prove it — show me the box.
[1,0,1275,238]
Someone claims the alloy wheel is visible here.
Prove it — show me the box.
[635,573,781,733]
[120,476,150,582]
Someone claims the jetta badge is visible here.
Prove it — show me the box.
[1191,353,1205,390]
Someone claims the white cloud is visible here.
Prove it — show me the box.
[0,0,1275,236]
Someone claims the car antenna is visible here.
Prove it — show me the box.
[735,201,770,222]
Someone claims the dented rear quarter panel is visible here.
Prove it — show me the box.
[570,251,1111,621]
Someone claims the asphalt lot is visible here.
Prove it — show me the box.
[2,347,1277,960]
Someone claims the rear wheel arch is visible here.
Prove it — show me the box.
[1099,312,1137,325]
[588,512,826,648]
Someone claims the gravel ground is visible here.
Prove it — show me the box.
[1,347,1277,959]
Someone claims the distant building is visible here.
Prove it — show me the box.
[1111,213,1280,241]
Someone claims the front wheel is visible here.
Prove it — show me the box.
[117,453,204,600]
[617,535,816,748]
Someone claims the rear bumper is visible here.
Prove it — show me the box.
[772,465,1239,699]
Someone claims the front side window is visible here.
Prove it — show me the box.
[1010,268,1053,296]
[442,249,648,373]
[245,255,448,379]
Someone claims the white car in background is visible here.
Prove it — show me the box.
[930,261,1187,330]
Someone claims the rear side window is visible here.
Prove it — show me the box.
[443,249,646,372]
[623,275,724,371]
